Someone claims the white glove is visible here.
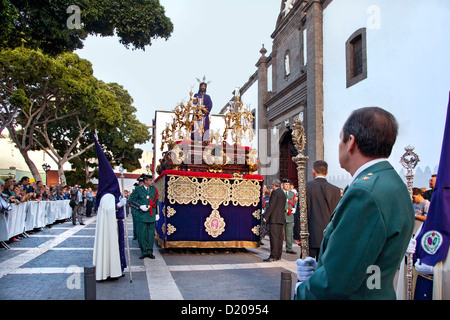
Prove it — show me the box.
[296,257,318,282]
[406,239,416,255]
[415,259,434,275]
[117,198,127,208]
[140,205,149,212]
[155,214,160,221]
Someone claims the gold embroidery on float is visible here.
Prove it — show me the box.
[199,178,231,209]
[166,206,176,218]
[164,174,261,240]
[231,179,261,207]
[252,225,260,236]
[167,176,200,205]
[252,209,261,220]
[167,224,177,236]
[166,175,260,208]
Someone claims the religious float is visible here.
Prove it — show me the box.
[154,85,263,249]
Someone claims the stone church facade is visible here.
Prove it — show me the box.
[223,0,333,185]
[221,0,449,188]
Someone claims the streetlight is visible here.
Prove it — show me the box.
[42,163,51,185]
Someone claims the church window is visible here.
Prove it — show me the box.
[351,35,363,77]
[346,28,367,88]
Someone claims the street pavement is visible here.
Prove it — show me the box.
[0,214,299,300]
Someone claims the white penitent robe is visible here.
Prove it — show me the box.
[93,193,122,280]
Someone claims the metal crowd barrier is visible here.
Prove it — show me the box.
[0,200,72,246]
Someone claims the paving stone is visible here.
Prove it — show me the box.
[1,215,298,301]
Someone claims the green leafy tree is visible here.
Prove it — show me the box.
[100,82,150,169]
[31,77,126,186]
[0,0,18,49]
[1,48,151,185]
[0,47,84,181]
[0,0,173,56]
[0,47,118,184]
[64,82,150,185]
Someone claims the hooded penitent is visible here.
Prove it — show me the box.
[92,133,126,273]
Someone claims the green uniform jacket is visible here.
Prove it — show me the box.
[129,187,137,215]
[129,185,159,223]
[284,190,295,223]
[296,161,414,300]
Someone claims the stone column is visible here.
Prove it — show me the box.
[256,45,270,179]
[256,45,268,132]
[304,0,324,180]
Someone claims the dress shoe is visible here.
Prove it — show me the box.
[263,257,275,262]
[139,254,146,259]
[286,250,297,254]
[148,254,155,259]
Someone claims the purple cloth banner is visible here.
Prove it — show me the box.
[414,92,450,266]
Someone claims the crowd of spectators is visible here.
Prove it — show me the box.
[0,176,96,204]
[0,175,97,243]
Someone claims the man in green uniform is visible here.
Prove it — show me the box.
[295,107,414,299]
[282,179,296,254]
[129,174,159,259]
[129,177,144,240]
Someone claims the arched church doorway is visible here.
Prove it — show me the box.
[279,130,298,187]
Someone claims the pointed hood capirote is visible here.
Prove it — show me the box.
[92,132,123,219]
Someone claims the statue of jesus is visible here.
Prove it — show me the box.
[191,81,213,141]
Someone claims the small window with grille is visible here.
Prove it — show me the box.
[346,28,367,88]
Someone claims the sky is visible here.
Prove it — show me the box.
[75,0,450,188]
[76,0,282,151]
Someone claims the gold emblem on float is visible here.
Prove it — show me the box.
[204,210,226,238]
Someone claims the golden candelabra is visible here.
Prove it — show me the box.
[160,88,209,151]
[158,86,259,174]
[223,91,255,145]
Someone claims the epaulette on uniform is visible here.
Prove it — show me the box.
[352,172,378,191]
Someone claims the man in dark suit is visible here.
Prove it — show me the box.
[263,179,286,261]
[304,160,341,260]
